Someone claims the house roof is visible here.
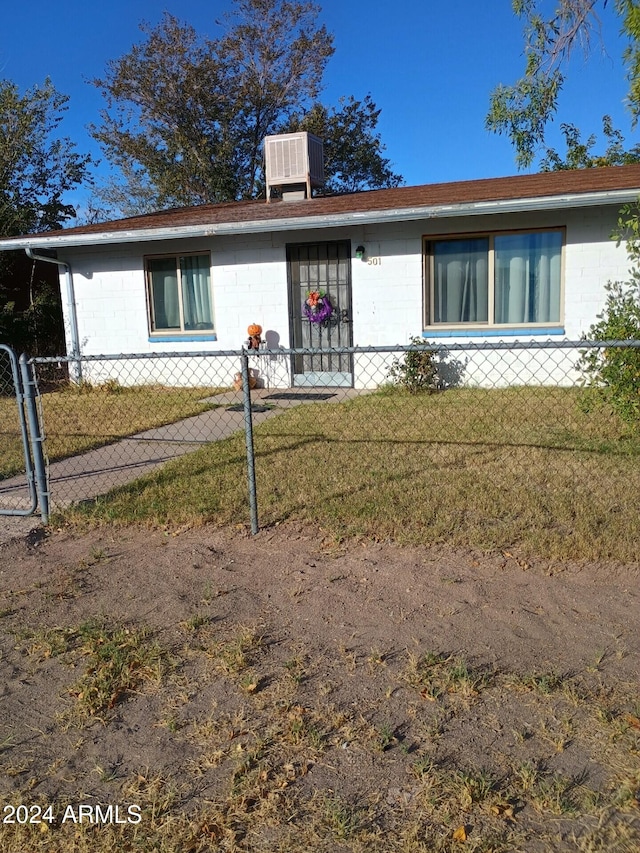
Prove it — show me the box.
[2,164,640,251]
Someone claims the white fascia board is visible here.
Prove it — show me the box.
[0,187,637,251]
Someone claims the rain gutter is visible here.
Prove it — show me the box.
[24,249,82,378]
[1,187,638,250]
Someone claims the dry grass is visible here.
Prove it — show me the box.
[16,619,168,719]
[0,521,637,853]
[0,383,223,480]
[2,381,639,850]
[1,624,638,852]
[67,386,640,562]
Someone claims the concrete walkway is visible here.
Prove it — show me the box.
[0,386,362,539]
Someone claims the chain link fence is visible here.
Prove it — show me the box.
[0,346,32,513]
[14,351,250,507]
[0,345,45,517]
[1,341,638,560]
[240,341,640,560]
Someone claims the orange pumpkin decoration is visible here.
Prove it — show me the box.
[247,323,262,337]
[233,371,257,390]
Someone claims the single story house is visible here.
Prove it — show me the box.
[1,161,639,389]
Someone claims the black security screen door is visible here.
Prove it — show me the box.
[287,241,353,386]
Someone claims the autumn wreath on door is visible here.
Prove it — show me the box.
[303,289,334,323]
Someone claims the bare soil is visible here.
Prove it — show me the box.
[0,522,638,851]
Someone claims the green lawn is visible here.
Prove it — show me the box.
[66,386,640,562]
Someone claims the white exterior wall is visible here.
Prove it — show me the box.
[58,202,630,388]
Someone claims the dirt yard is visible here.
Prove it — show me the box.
[0,522,638,852]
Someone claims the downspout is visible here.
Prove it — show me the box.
[25,248,82,381]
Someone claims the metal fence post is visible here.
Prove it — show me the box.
[0,345,37,517]
[19,355,50,524]
[240,349,259,534]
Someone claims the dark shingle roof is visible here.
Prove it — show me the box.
[58,164,640,234]
[4,164,640,246]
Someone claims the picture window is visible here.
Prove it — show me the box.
[146,253,214,333]
[424,230,563,328]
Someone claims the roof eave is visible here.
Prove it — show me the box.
[0,187,637,251]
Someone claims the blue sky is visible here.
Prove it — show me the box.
[1,0,636,209]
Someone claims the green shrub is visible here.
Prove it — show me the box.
[387,336,439,393]
[578,279,640,426]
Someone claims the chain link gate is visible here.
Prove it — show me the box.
[0,345,49,523]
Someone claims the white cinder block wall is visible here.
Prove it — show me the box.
[58,202,630,388]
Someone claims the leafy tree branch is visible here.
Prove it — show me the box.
[0,78,94,237]
[486,0,640,168]
[540,114,640,168]
[0,78,94,353]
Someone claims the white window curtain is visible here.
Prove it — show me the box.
[434,238,489,323]
[180,255,213,330]
[149,258,180,330]
[495,233,562,324]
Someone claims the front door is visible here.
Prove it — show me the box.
[287,241,353,387]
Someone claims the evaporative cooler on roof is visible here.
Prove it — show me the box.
[264,132,324,202]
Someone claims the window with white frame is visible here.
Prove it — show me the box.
[424,229,563,328]
[146,253,214,333]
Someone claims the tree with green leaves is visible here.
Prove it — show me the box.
[92,14,239,212]
[486,0,640,169]
[488,3,640,423]
[0,78,94,353]
[540,114,640,169]
[216,0,335,199]
[91,0,401,214]
[285,96,403,193]
[0,78,93,238]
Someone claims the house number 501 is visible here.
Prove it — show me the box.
[367,257,382,266]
